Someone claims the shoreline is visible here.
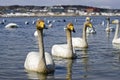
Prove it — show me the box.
[0,12,120,18]
[0,14,119,18]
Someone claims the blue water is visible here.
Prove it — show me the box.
[0,16,120,80]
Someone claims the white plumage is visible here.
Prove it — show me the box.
[86,27,96,34]
[24,51,54,72]
[112,19,120,44]
[5,23,18,28]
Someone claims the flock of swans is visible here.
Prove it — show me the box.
[2,17,119,74]
[23,17,120,74]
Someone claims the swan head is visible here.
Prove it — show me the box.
[84,22,93,28]
[112,19,119,24]
[66,23,75,32]
[36,20,45,30]
[86,17,91,21]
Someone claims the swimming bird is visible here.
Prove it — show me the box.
[72,21,93,48]
[5,23,19,28]
[85,17,96,34]
[25,21,29,25]
[112,19,120,44]
[51,23,76,59]
[24,20,55,73]
[105,17,115,32]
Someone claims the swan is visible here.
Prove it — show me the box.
[112,19,120,44]
[52,23,76,59]
[72,21,93,48]
[85,17,96,34]
[105,17,115,32]
[25,21,29,25]
[5,23,18,28]
[24,20,55,73]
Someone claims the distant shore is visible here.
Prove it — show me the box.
[0,12,120,18]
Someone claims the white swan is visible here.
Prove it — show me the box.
[5,23,18,28]
[72,21,93,48]
[112,19,120,44]
[24,20,55,73]
[105,17,115,32]
[52,23,76,59]
[85,17,96,34]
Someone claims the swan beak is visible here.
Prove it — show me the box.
[112,19,119,24]
[87,22,93,28]
[36,20,45,29]
[112,20,115,24]
[73,28,76,33]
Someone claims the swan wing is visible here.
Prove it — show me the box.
[45,52,54,65]
[72,37,83,48]
[24,52,40,71]
[24,51,54,71]
[52,44,70,58]
[112,38,120,44]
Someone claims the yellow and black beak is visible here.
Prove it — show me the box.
[86,22,93,28]
[67,23,75,33]
[36,20,45,30]
[112,19,119,24]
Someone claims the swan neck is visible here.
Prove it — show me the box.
[114,23,119,39]
[37,29,44,57]
[66,29,74,56]
[37,29,47,71]
[82,25,87,41]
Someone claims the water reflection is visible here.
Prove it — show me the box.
[113,43,120,50]
[66,59,73,80]
[106,32,110,40]
[26,71,54,80]
[81,50,89,79]
[113,44,120,62]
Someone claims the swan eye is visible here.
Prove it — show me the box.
[36,20,45,29]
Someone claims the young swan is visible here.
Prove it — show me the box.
[72,21,93,48]
[52,23,76,59]
[24,20,55,73]
[112,19,120,44]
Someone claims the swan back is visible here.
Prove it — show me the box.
[5,23,18,28]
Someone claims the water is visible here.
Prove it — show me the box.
[0,16,120,80]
